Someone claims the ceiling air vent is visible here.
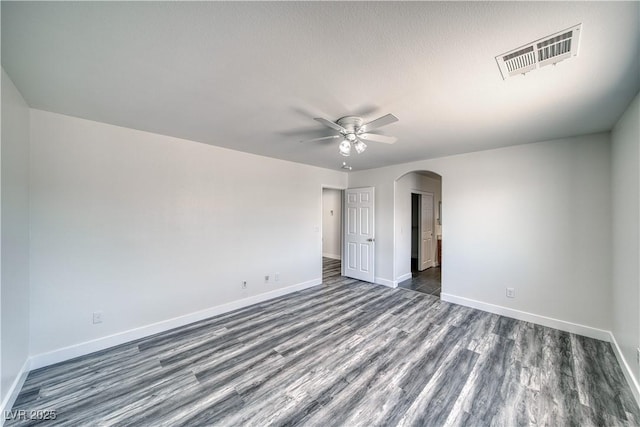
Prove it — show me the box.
[496,24,582,80]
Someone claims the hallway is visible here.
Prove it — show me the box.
[398,266,441,297]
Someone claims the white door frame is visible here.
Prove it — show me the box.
[411,190,435,271]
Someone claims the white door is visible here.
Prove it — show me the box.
[344,187,375,282]
[419,193,434,271]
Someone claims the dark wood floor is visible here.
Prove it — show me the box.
[7,258,639,426]
[398,262,441,297]
[322,257,343,283]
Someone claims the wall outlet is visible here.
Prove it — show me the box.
[506,288,515,298]
[242,281,247,289]
[275,272,280,282]
[92,311,103,324]
[265,275,270,283]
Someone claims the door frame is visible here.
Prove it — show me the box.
[411,190,435,271]
[321,185,346,276]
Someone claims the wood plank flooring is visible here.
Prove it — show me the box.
[398,266,441,297]
[6,259,639,426]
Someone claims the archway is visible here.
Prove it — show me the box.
[394,170,442,297]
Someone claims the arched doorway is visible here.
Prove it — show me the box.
[395,170,442,297]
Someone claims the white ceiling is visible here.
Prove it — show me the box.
[2,2,639,171]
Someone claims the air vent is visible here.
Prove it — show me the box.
[496,24,582,80]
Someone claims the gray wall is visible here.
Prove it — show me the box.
[1,70,30,405]
[611,92,640,390]
[28,109,347,356]
[350,133,612,331]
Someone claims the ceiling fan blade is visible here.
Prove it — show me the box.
[359,133,397,144]
[300,135,341,143]
[314,117,347,133]
[360,114,398,133]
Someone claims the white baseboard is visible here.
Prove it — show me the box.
[375,277,397,288]
[440,293,611,341]
[30,278,321,370]
[396,273,412,284]
[608,332,640,407]
[322,253,341,260]
[0,358,31,423]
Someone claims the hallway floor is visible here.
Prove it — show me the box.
[398,264,441,297]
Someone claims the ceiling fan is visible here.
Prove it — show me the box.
[301,114,398,156]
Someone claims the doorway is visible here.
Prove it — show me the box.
[322,188,343,283]
[411,191,435,272]
[411,193,420,271]
[397,171,442,297]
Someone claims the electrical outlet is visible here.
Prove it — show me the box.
[242,281,247,289]
[506,288,515,298]
[265,275,270,283]
[92,311,103,324]
[275,272,280,282]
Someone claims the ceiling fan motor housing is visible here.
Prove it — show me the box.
[337,116,364,134]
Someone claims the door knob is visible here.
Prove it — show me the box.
[367,238,375,242]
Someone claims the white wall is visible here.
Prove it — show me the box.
[611,92,640,388]
[322,188,342,260]
[29,109,347,356]
[350,133,612,331]
[395,172,441,280]
[1,70,30,404]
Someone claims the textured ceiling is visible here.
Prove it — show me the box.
[2,2,639,171]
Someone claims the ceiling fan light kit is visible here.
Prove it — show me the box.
[339,139,351,156]
[301,113,399,159]
[354,140,367,154]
